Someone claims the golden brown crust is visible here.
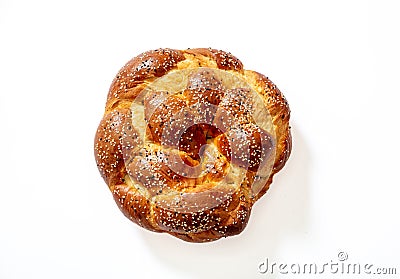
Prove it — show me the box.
[94,108,141,186]
[243,71,292,200]
[106,48,185,110]
[94,48,291,242]
[111,183,160,232]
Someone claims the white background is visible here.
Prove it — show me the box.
[1,0,399,278]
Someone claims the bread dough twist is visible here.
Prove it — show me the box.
[94,48,291,242]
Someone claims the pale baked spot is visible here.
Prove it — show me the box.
[177,53,218,70]
[130,99,147,143]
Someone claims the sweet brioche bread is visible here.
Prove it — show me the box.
[94,48,291,242]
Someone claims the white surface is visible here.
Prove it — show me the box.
[1,0,399,278]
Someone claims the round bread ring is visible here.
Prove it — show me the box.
[94,48,291,242]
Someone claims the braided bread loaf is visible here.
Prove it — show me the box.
[94,48,291,242]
